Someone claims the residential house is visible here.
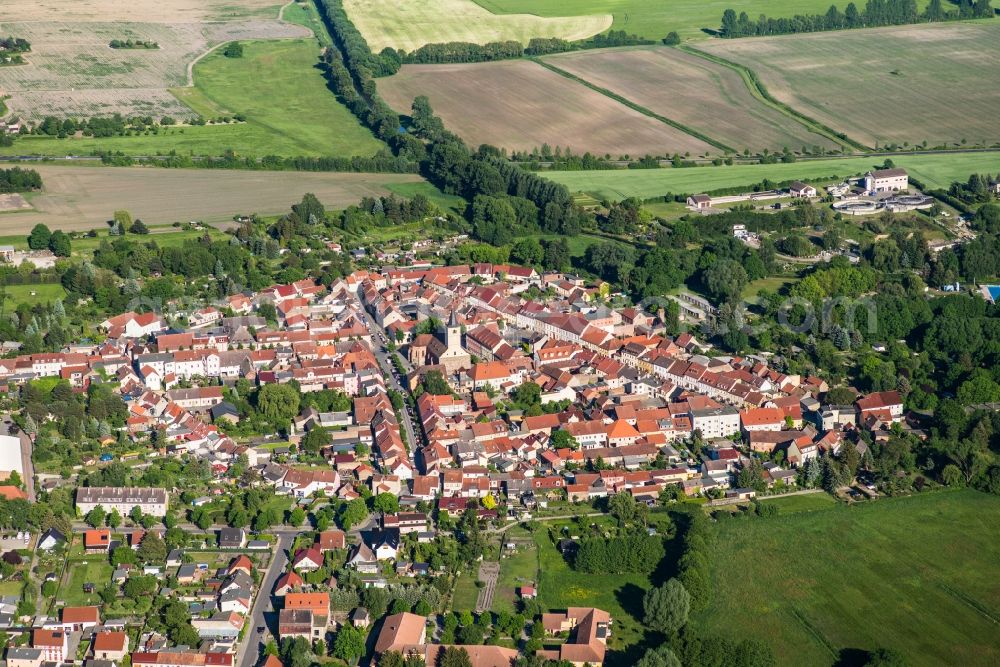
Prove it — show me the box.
[32,630,68,663]
[92,632,129,661]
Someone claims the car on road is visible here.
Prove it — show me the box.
[257,626,265,633]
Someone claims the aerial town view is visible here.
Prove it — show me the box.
[0,1,998,667]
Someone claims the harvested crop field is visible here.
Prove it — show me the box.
[0,194,31,212]
[343,0,611,52]
[700,22,1000,149]
[0,166,425,233]
[378,61,715,158]
[1,0,283,22]
[0,19,310,121]
[543,46,840,154]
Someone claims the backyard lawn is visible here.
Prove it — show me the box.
[493,536,538,614]
[61,560,114,607]
[451,570,481,612]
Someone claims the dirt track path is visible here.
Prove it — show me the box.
[183,0,312,87]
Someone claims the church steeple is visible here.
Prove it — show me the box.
[446,310,461,350]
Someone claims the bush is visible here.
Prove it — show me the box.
[223,42,243,58]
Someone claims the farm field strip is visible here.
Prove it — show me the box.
[700,22,1000,149]
[542,46,840,154]
[530,57,734,153]
[0,0,284,23]
[543,151,1000,200]
[699,491,1000,666]
[342,0,612,52]
[377,61,717,158]
[470,0,930,40]
[0,165,426,233]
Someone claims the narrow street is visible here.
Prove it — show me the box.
[353,295,422,460]
[237,532,294,667]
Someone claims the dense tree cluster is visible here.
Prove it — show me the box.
[573,532,665,574]
[395,30,651,65]
[315,0,588,246]
[721,0,993,38]
[0,37,30,52]
[34,114,167,139]
[947,173,999,206]
[109,39,158,49]
[0,167,42,193]
[400,40,523,64]
[676,510,714,613]
[104,151,417,173]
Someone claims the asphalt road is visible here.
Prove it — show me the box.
[237,532,294,667]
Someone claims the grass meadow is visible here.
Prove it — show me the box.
[543,151,1000,200]
[2,39,383,158]
[756,491,839,514]
[698,490,1000,666]
[0,283,68,306]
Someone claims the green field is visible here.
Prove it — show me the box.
[0,283,67,306]
[1,39,384,159]
[544,152,1000,200]
[281,0,333,47]
[699,490,1000,666]
[383,181,467,215]
[471,0,925,40]
[756,491,839,514]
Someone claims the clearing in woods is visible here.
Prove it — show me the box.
[1,39,385,158]
[377,61,716,158]
[469,0,911,40]
[341,0,612,52]
[699,22,1000,149]
[0,166,425,233]
[699,491,1000,666]
[542,151,1000,201]
[542,46,840,155]
[0,0,306,121]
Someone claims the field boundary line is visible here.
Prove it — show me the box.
[529,57,736,154]
[676,44,870,153]
[938,583,1000,625]
[182,1,311,88]
[789,606,839,659]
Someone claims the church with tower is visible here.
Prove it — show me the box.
[406,311,471,374]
